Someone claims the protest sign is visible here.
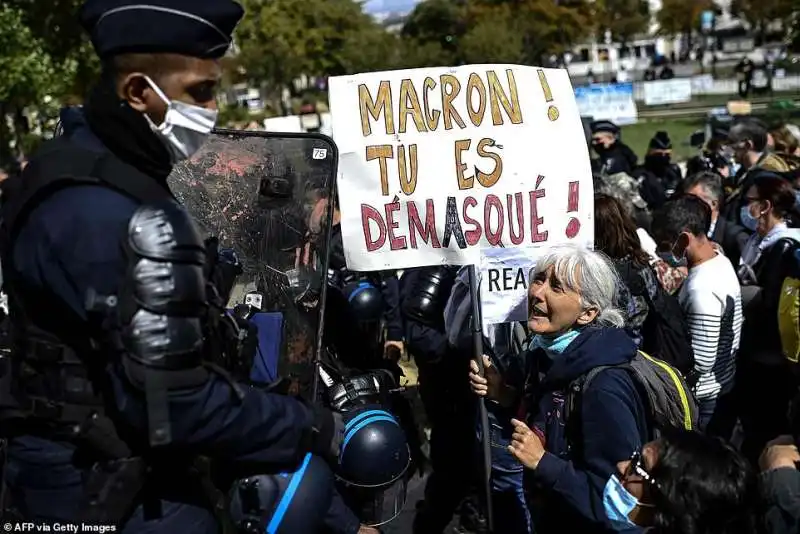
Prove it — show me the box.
[643,79,693,106]
[328,65,594,271]
[574,83,638,125]
[479,239,593,325]
[480,246,534,325]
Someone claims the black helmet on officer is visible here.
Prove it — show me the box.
[342,279,384,325]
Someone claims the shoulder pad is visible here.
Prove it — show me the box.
[128,202,205,264]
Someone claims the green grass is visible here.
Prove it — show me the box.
[621,103,800,163]
[621,118,704,163]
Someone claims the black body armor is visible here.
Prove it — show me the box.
[103,202,211,447]
[0,137,175,434]
[0,137,239,527]
[401,266,458,329]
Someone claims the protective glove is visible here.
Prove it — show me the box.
[310,404,345,462]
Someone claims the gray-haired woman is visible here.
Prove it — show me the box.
[470,244,651,533]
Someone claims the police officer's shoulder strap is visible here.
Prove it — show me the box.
[4,136,175,245]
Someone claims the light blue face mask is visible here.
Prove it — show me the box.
[531,329,581,355]
[666,235,686,267]
[603,474,640,529]
[740,205,760,232]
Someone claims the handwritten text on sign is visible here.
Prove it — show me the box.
[480,246,537,326]
[480,242,592,326]
[329,65,593,271]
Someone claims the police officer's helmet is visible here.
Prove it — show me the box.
[229,453,333,534]
[336,405,411,526]
[342,280,383,324]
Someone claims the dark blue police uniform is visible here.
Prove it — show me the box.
[381,274,403,345]
[329,223,403,346]
[399,267,480,534]
[1,2,359,533]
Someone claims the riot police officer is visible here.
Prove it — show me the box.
[0,2,372,533]
[632,131,683,208]
[325,198,404,367]
[590,120,638,176]
[400,266,483,533]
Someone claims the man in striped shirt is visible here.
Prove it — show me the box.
[653,195,743,433]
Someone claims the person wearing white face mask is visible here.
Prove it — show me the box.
[140,74,219,164]
[0,1,374,534]
[736,175,800,466]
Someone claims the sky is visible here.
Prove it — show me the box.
[362,0,421,18]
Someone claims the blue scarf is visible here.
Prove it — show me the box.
[530,329,582,357]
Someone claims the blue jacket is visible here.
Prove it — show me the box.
[525,327,648,534]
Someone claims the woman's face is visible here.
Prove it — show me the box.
[616,441,660,526]
[743,185,771,236]
[527,265,597,335]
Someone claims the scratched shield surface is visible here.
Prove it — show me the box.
[168,130,338,398]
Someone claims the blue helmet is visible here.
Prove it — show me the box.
[336,405,411,527]
[342,279,384,324]
[229,453,333,534]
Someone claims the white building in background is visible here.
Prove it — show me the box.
[565,0,742,79]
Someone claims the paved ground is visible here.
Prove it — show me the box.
[382,356,462,534]
[382,473,464,534]
[381,473,427,534]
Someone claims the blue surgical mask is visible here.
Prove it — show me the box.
[603,474,640,529]
[658,251,686,268]
[740,205,759,232]
[667,236,686,267]
[531,329,581,355]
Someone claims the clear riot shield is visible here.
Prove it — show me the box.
[168,130,337,400]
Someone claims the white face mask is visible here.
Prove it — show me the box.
[143,75,218,163]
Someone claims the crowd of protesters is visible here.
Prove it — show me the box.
[409,116,800,534]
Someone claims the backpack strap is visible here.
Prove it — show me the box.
[3,136,174,248]
[565,365,618,422]
[564,364,622,456]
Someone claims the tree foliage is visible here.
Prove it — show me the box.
[657,0,714,37]
[594,0,650,43]
[730,0,797,28]
[400,0,594,67]
[459,4,525,64]
[4,0,99,98]
[0,5,71,106]
[236,0,395,88]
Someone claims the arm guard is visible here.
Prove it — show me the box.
[118,202,209,447]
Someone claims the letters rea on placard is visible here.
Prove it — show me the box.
[486,266,527,292]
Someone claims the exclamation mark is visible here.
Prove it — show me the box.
[565,181,580,239]
[537,69,560,122]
